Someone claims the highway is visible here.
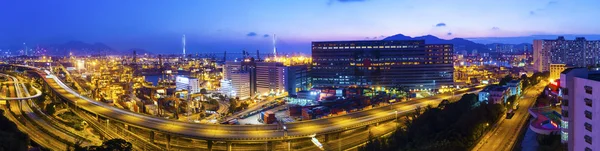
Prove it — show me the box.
[472,82,547,151]
[19,64,484,142]
[1,73,68,150]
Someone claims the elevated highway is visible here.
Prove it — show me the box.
[9,64,484,150]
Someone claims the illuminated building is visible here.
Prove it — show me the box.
[533,37,600,72]
[550,64,566,80]
[255,62,287,95]
[506,80,522,96]
[286,65,310,96]
[560,68,600,151]
[175,76,199,94]
[311,40,453,91]
[478,85,510,104]
[230,71,251,99]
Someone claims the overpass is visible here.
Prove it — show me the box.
[0,74,43,100]
[8,64,484,150]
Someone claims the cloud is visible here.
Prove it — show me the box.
[246,32,257,37]
[492,27,500,30]
[435,23,446,27]
[263,34,269,38]
[530,1,558,15]
[447,32,452,36]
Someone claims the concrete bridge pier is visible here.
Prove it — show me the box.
[149,131,155,143]
[166,134,171,150]
[325,132,340,143]
[207,140,213,151]
[265,141,274,151]
[226,141,232,151]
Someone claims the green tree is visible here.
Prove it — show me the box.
[499,75,513,86]
[46,103,56,115]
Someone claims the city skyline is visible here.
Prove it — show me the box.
[2,0,600,54]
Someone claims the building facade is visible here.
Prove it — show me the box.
[286,65,310,96]
[560,68,600,151]
[175,76,200,94]
[550,64,566,80]
[255,62,287,95]
[311,40,453,91]
[478,85,510,104]
[506,79,522,96]
[534,37,600,72]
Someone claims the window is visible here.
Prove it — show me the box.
[585,135,592,144]
[585,86,593,94]
[562,110,569,118]
[585,147,592,151]
[585,110,592,119]
[562,88,569,95]
[585,122,592,132]
[585,98,593,107]
[562,100,569,106]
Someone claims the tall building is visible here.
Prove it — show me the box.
[311,40,453,91]
[224,59,256,98]
[230,72,251,99]
[534,37,600,72]
[224,58,292,98]
[561,68,599,151]
[560,68,600,151]
[286,65,310,96]
[255,62,287,95]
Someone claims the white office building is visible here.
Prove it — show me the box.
[176,76,200,94]
[560,68,600,151]
[230,72,251,99]
[256,62,287,95]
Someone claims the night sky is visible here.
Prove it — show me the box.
[1,0,599,54]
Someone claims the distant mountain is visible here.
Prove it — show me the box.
[9,41,156,56]
[467,34,600,44]
[36,41,119,56]
[384,34,490,53]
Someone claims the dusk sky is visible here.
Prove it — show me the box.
[1,0,599,54]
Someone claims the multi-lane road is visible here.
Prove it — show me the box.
[472,82,547,151]
[14,64,484,144]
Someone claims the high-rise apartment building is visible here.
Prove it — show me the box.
[311,40,453,91]
[534,37,600,72]
[560,68,600,151]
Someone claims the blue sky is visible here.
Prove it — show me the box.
[1,0,599,54]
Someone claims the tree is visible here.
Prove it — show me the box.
[506,95,517,106]
[499,75,513,86]
[83,139,132,151]
[200,88,207,94]
[46,103,56,115]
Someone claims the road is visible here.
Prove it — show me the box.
[222,95,283,122]
[16,64,485,142]
[472,82,547,151]
[1,73,68,150]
